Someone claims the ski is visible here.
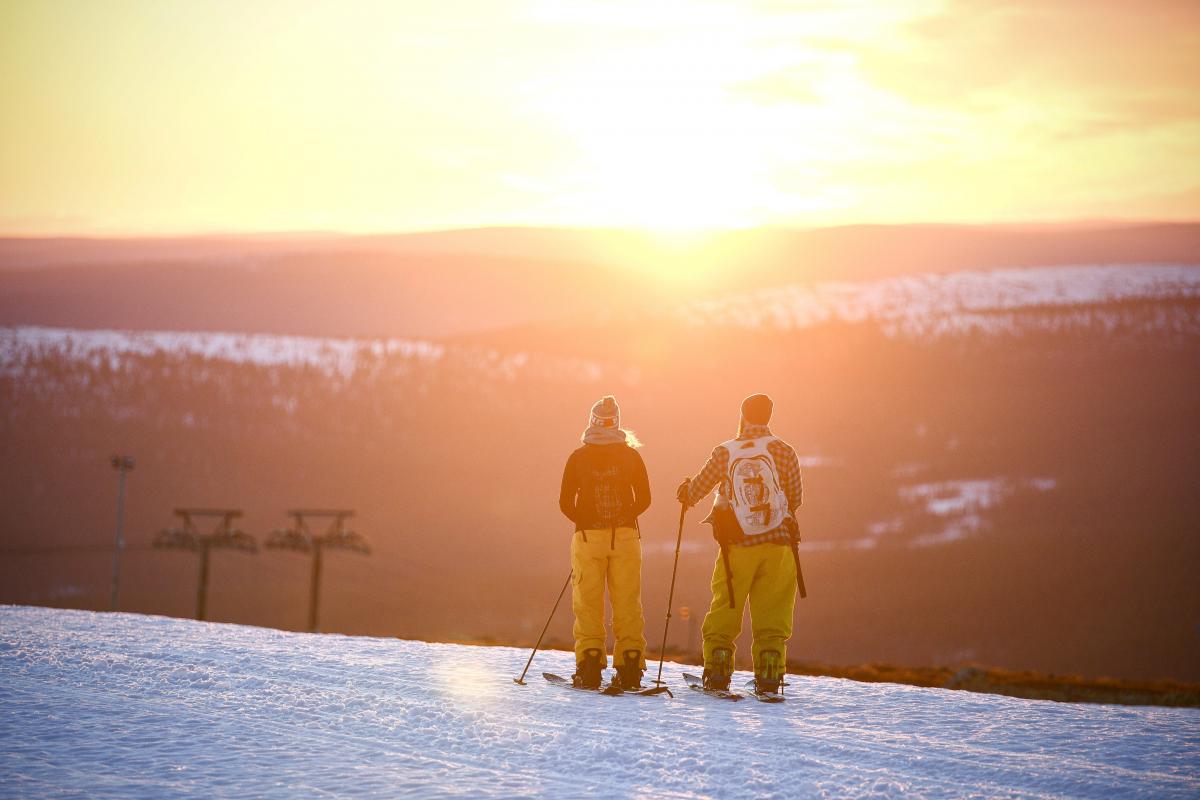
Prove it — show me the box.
[682,672,743,701]
[542,672,621,694]
[542,672,671,697]
[742,679,786,703]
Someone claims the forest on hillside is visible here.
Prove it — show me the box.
[3,300,1197,682]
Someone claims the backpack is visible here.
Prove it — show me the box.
[579,446,629,527]
[720,436,789,538]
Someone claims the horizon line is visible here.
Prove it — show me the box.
[2,217,1200,242]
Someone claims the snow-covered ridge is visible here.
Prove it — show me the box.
[0,326,605,383]
[677,264,1200,336]
[1,326,443,376]
[3,606,1198,799]
[803,476,1059,552]
[896,476,1056,548]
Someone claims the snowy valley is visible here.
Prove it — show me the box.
[2,248,1199,687]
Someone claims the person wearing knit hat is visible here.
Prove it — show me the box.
[558,395,650,690]
[675,392,806,696]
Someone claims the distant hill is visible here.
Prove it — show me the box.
[3,263,1198,682]
[2,224,1198,683]
[1,223,1198,339]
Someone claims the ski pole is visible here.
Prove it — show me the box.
[513,568,572,685]
[650,501,688,691]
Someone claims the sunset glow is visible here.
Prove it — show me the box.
[1,0,1197,235]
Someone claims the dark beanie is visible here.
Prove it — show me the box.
[741,393,773,425]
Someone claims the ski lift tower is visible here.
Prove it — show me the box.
[265,509,369,633]
[153,509,258,621]
[109,454,135,612]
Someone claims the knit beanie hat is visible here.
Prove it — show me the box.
[589,395,620,429]
[740,393,773,425]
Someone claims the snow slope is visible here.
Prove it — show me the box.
[2,606,1197,799]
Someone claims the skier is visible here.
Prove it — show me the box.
[559,395,651,690]
[676,393,803,695]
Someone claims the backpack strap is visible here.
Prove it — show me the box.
[790,537,807,599]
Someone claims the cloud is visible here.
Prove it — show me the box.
[857,0,1200,124]
[1087,183,1200,221]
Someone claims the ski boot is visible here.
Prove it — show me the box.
[613,649,644,690]
[753,649,783,695]
[702,647,733,691]
[572,648,604,690]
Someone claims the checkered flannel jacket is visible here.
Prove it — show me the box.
[684,424,803,547]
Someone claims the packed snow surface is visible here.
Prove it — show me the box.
[2,606,1198,799]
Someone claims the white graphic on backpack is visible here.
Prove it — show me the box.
[723,437,789,538]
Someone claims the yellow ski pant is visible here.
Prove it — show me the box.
[702,542,797,674]
[570,526,646,668]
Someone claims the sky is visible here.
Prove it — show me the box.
[1,0,1198,235]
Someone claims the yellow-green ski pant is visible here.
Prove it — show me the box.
[570,527,647,668]
[702,542,796,675]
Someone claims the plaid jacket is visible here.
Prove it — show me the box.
[683,424,803,546]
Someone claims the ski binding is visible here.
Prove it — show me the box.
[682,672,743,701]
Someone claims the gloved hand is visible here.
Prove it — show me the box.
[676,478,691,507]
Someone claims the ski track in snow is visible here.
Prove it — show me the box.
[1,607,1197,799]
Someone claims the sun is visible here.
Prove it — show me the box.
[521,17,892,235]
[528,35,786,233]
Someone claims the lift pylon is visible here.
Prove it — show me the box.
[153,508,257,620]
[265,509,369,632]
